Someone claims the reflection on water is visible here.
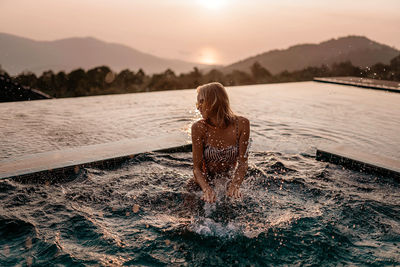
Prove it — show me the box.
[0,81,399,160]
[0,151,399,265]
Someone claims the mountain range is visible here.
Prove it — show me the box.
[0,33,398,76]
[0,33,215,76]
[222,36,399,74]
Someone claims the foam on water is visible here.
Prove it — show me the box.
[191,218,239,238]
[190,179,242,238]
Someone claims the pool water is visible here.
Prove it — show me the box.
[1,151,399,266]
[1,81,399,265]
[1,82,399,160]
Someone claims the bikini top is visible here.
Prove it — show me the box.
[203,118,239,163]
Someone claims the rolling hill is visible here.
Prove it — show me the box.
[0,33,215,76]
[222,36,399,74]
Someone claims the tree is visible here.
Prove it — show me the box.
[0,64,9,77]
[148,69,181,91]
[389,54,400,80]
[203,69,226,84]
[37,70,56,95]
[54,71,68,97]
[87,66,112,90]
[226,70,253,86]
[251,61,271,83]
[390,54,400,71]
[330,61,360,77]
[15,72,37,88]
[187,67,203,88]
[67,69,87,96]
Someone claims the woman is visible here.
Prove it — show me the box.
[188,82,250,203]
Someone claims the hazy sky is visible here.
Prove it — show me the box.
[1,0,399,65]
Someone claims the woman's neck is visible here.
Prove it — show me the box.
[206,117,229,129]
[206,117,219,127]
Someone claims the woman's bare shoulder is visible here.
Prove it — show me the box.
[191,120,207,135]
[236,116,250,126]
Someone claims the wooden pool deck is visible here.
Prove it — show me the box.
[314,77,400,93]
[316,145,400,179]
[0,132,191,182]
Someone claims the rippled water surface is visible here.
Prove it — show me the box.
[1,82,399,159]
[1,152,399,266]
[1,82,400,266]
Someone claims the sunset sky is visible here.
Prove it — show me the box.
[1,0,399,65]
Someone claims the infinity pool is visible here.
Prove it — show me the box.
[0,81,399,265]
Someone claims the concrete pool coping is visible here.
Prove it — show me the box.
[2,133,399,181]
[316,145,400,179]
[0,132,192,182]
[314,77,400,93]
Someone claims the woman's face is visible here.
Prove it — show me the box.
[196,93,208,119]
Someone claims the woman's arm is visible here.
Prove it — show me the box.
[192,121,216,203]
[227,117,250,198]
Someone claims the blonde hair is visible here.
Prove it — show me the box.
[197,82,236,128]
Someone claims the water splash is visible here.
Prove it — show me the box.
[1,151,399,265]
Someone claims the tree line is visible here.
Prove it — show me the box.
[0,54,399,98]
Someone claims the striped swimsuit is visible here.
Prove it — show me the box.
[185,119,240,192]
[203,119,239,164]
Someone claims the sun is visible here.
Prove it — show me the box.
[198,0,227,10]
[201,56,217,65]
[199,47,219,65]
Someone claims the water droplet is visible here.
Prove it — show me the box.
[3,244,9,256]
[26,256,33,266]
[74,166,80,174]
[132,204,140,213]
[26,237,32,249]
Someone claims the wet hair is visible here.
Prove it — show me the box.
[197,82,236,128]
